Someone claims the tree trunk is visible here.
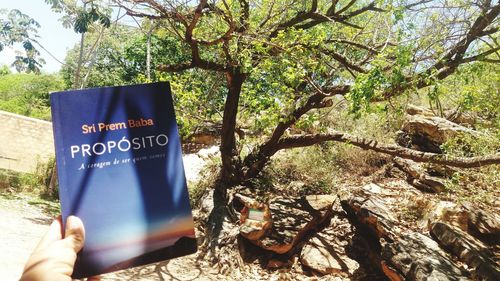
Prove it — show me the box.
[201,69,246,261]
[219,69,245,188]
[74,31,86,88]
[146,27,152,80]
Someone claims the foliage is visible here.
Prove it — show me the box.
[0,9,44,72]
[0,157,57,200]
[428,63,500,127]
[443,166,499,206]
[92,0,499,186]
[440,130,500,205]
[60,24,138,88]
[265,146,336,196]
[188,156,221,207]
[0,72,64,120]
[44,0,111,33]
[441,131,500,158]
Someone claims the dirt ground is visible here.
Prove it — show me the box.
[0,194,301,281]
[0,194,217,281]
[0,195,53,280]
[0,148,225,281]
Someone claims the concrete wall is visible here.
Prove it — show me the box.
[0,110,54,173]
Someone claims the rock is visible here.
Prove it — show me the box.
[406,104,477,126]
[266,258,292,269]
[381,232,470,281]
[343,193,397,241]
[306,195,337,211]
[444,110,477,126]
[241,195,336,254]
[462,203,500,242]
[397,114,478,153]
[406,104,435,116]
[197,145,219,159]
[430,222,500,280]
[200,189,214,213]
[425,201,468,231]
[424,202,500,244]
[301,236,357,276]
[300,219,360,276]
[362,183,382,194]
[393,157,446,193]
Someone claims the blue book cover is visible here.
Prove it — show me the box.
[50,82,197,278]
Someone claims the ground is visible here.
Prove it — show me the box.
[0,193,217,281]
[0,194,303,281]
[0,147,283,281]
[0,194,53,281]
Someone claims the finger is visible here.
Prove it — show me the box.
[87,276,102,281]
[63,215,85,253]
[35,215,63,251]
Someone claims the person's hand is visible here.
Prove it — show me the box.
[20,215,100,281]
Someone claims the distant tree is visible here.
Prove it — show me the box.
[60,24,137,87]
[0,9,44,73]
[60,22,190,87]
[0,64,11,75]
[0,73,64,120]
[45,0,112,88]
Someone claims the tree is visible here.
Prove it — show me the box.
[116,0,499,184]
[45,0,112,88]
[113,0,500,256]
[60,24,138,88]
[0,9,44,73]
[0,73,64,120]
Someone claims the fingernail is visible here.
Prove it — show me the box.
[67,216,81,230]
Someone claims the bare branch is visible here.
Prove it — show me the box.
[460,46,500,63]
[277,132,500,168]
[326,38,380,54]
[319,47,368,73]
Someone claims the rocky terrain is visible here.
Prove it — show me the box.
[188,105,499,280]
[2,105,498,280]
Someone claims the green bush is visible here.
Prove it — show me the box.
[0,158,58,200]
[441,132,499,206]
[0,73,64,120]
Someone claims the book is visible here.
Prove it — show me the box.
[50,82,197,278]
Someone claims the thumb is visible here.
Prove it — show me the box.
[63,216,85,253]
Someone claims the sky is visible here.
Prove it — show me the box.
[0,0,80,73]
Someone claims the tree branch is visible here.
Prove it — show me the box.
[460,46,500,63]
[236,0,250,32]
[326,38,380,54]
[378,3,500,100]
[277,132,500,168]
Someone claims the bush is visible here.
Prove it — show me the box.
[0,158,58,200]
[0,73,64,120]
[440,132,499,206]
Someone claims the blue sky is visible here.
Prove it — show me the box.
[0,0,80,73]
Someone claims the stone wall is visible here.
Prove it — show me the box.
[0,110,54,173]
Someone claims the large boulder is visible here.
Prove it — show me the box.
[462,203,500,243]
[381,232,470,281]
[424,201,500,244]
[396,114,478,153]
[425,201,468,230]
[430,222,500,280]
